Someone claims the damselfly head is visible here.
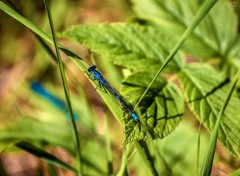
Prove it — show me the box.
[88,65,97,72]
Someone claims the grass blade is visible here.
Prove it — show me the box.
[103,109,113,175]
[15,141,78,173]
[135,141,158,176]
[229,169,240,176]
[0,1,123,124]
[135,0,219,109]
[0,1,86,69]
[0,159,8,176]
[154,142,173,176]
[116,146,130,176]
[199,70,240,176]
[43,0,82,175]
[5,0,58,63]
[197,124,202,175]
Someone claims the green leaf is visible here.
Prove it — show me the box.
[222,37,240,77]
[229,168,240,176]
[121,72,184,143]
[156,120,209,176]
[15,141,78,173]
[132,0,238,59]
[178,64,240,157]
[199,70,240,176]
[0,118,74,153]
[43,1,82,174]
[222,57,240,77]
[61,23,184,73]
[0,1,88,71]
[228,36,240,58]
[134,141,159,176]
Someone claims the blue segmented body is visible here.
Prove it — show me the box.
[88,65,138,121]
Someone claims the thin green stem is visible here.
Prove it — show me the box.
[199,70,240,176]
[197,124,202,175]
[134,141,158,176]
[104,108,113,175]
[154,141,172,176]
[134,0,219,110]
[0,1,88,71]
[116,145,129,176]
[5,0,57,63]
[43,0,82,175]
[0,1,123,129]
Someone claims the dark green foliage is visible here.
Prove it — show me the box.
[132,0,238,60]
[61,23,185,73]
[59,0,240,159]
[15,141,78,173]
[179,64,240,157]
[1,0,240,175]
[121,72,183,143]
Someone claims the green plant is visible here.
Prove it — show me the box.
[0,0,239,175]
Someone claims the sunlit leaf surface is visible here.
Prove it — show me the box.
[121,72,184,143]
[61,23,184,73]
[178,64,240,157]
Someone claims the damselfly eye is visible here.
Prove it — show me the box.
[88,65,97,72]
